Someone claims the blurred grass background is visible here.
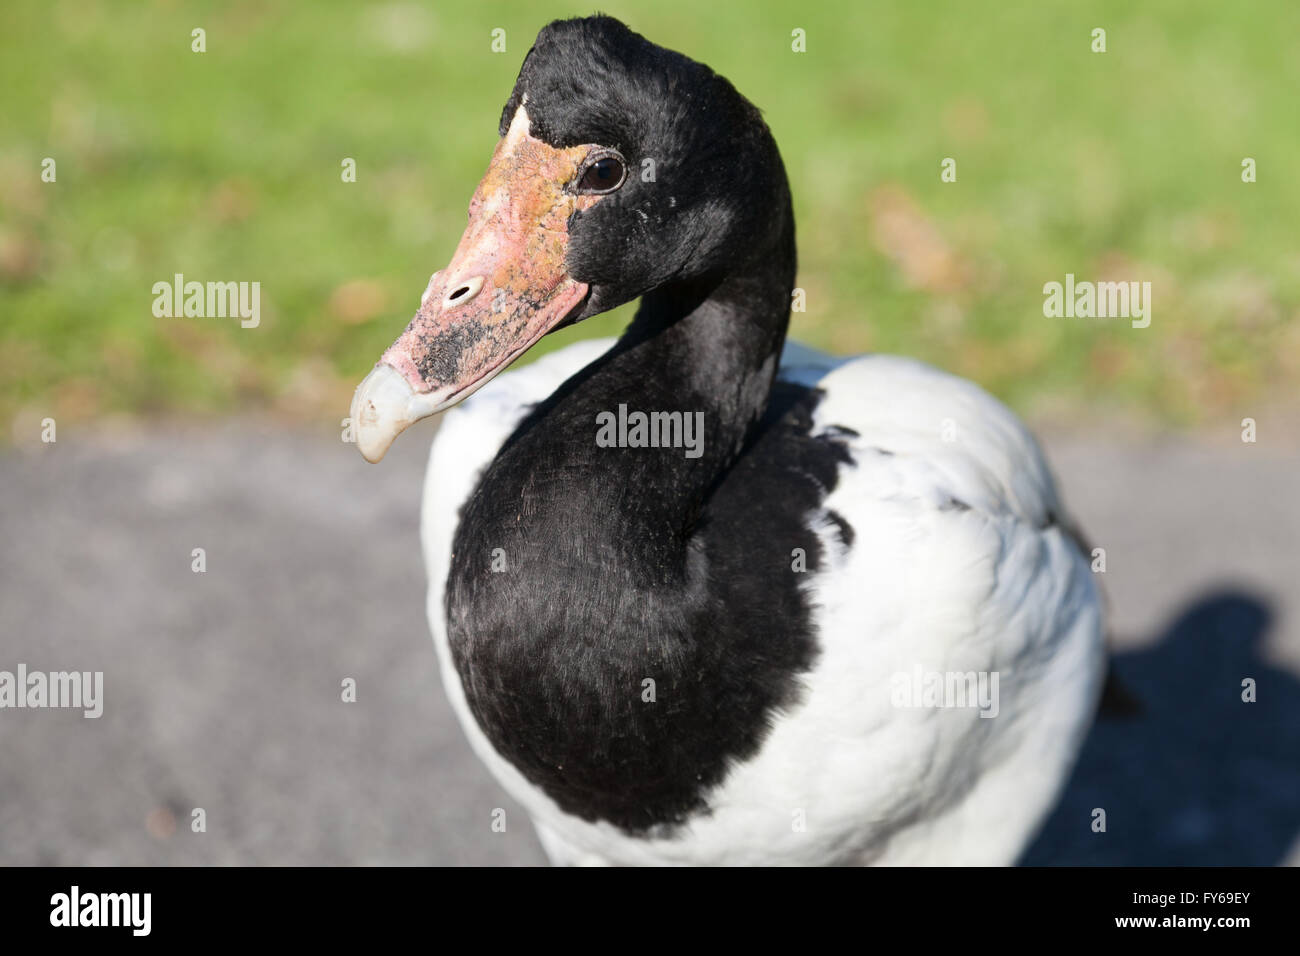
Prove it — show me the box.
[1,0,1297,436]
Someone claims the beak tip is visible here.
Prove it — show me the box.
[351,363,414,464]
[356,433,391,465]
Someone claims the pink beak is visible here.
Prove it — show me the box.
[351,105,602,462]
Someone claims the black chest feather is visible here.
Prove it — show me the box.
[444,382,854,833]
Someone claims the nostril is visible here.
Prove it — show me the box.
[442,275,485,309]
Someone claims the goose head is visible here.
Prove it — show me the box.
[351,15,789,462]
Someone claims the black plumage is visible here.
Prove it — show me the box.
[445,17,856,831]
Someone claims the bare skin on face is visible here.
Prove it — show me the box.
[381,106,602,394]
[351,106,610,463]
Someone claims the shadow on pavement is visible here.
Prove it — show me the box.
[1023,590,1300,865]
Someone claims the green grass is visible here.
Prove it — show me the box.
[2,0,1297,432]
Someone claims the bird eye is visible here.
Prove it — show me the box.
[577,155,626,194]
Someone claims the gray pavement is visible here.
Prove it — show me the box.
[1,420,1297,865]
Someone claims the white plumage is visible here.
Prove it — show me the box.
[420,337,1105,865]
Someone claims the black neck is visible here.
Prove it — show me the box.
[493,197,797,565]
[444,193,819,831]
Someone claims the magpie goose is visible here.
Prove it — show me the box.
[350,15,1105,865]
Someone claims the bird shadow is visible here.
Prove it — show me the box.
[1021,589,1300,865]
